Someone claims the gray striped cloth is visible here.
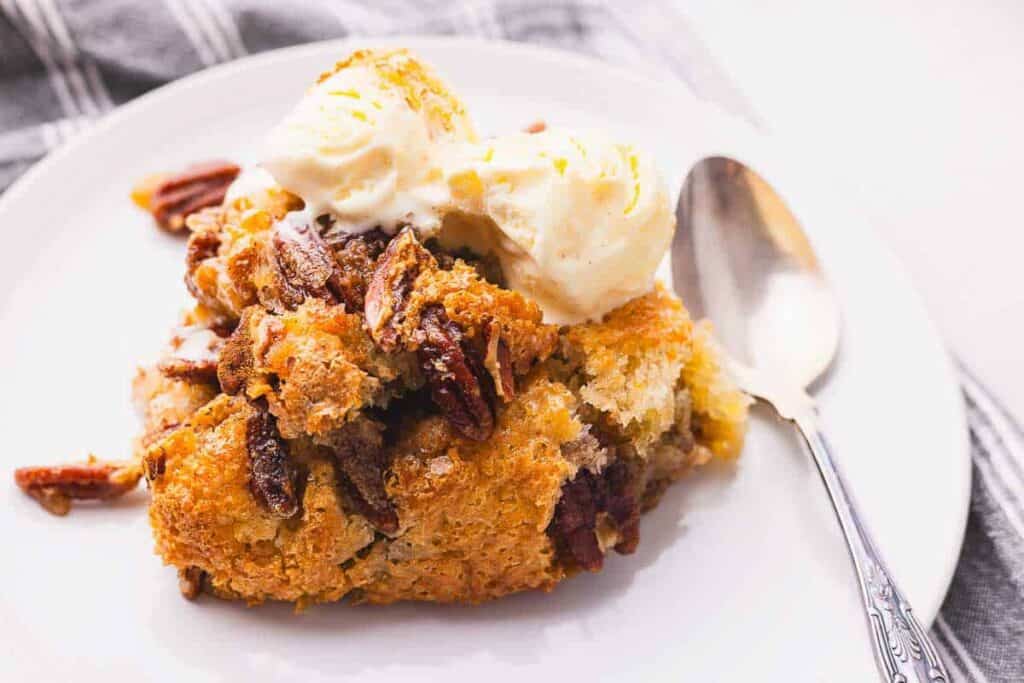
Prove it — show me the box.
[0,2,1020,680]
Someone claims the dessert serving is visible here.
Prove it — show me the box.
[14,49,748,607]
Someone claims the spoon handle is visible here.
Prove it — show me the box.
[792,410,950,683]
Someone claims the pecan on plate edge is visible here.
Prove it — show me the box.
[148,160,240,232]
[14,459,143,516]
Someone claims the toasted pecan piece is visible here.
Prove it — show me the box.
[14,458,143,516]
[417,305,495,441]
[217,308,257,395]
[364,227,434,352]
[321,419,398,533]
[266,217,346,311]
[245,400,299,518]
[547,461,640,571]
[145,160,240,232]
[324,228,391,312]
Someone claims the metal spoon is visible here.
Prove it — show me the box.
[672,156,949,682]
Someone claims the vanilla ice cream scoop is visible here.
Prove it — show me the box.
[441,128,675,324]
[261,49,475,235]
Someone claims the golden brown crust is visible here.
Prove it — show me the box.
[146,376,578,605]
[147,395,375,604]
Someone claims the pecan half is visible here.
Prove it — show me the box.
[483,321,515,401]
[14,459,143,516]
[321,419,398,533]
[149,160,240,232]
[324,228,391,312]
[157,325,224,385]
[547,461,640,571]
[364,227,434,352]
[245,400,299,518]
[266,216,346,312]
[417,305,495,441]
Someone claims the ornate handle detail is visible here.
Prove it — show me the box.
[792,410,950,682]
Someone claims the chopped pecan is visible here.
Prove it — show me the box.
[245,400,299,518]
[217,307,284,396]
[483,321,515,401]
[14,458,143,516]
[265,216,346,311]
[157,326,224,384]
[523,120,547,134]
[547,460,640,571]
[148,160,240,232]
[417,305,495,441]
[217,308,256,395]
[324,228,391,312]
[549,469,604,571]
[178,566,206,600]
[364,227,435,352]
[321,419,398,533]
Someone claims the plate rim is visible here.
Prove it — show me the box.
[0,35,970,629]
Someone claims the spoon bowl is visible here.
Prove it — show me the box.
[672,156,840,391]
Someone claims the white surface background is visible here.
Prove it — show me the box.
[677,0,1024,418]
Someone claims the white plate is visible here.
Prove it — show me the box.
[0,38,969,682]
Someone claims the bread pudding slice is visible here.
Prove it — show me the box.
[11,48,749,609]
[136,195,748,606]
